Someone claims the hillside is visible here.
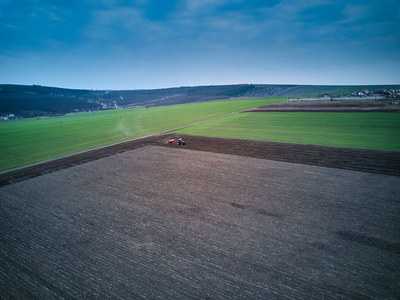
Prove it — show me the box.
[1,83,399,118]
[0,84,294,117]
[0,85,104,118]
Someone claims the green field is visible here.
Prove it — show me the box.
[0,99,277,171]
[174,112,400,152]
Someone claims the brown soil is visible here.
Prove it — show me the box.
[246,99,400,112]
[1,133,399,187]
[2,100,400,299]
[1,146,399,299]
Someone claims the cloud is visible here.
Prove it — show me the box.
[142,0,179,21]
[182,0,228,12]
[0,1,93,55]
[256,0,399,47]
[84,0,118,7]
[1,0,399,88]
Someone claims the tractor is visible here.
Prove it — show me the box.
[166,138,186,145]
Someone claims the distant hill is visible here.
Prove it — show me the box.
[0,85,105,118]
[1,83,399,118]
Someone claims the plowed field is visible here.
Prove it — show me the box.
[1,134,400,187]
[245,99,400,112]
[1,136,399,299]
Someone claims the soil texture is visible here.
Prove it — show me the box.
[1,146,399,299]
[1,134,399,187]
[246,99,400,112]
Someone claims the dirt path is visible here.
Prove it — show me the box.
[1,134,399,187]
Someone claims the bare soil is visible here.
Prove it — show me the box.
[1,133,399,187]
[2,101,400,299]
[1,146,399,299]
[246,99,400,112]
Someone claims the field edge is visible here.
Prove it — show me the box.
[1,134,399,187]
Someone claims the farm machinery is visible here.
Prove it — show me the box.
[167,138,186,145]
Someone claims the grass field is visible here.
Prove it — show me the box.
[0,98,276,171]
[174,112,400,152]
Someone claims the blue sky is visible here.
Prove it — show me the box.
[0,0,399,89]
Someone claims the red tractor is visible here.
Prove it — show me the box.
[167,139,176,145]
[166,138,186,145]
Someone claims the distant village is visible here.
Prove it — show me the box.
[1,113,16,121]
[1,88,400,121]
[318,88,400,100]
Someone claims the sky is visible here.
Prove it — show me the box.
[0,0,399,90]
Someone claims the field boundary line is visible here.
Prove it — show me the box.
[0,110,244,175]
